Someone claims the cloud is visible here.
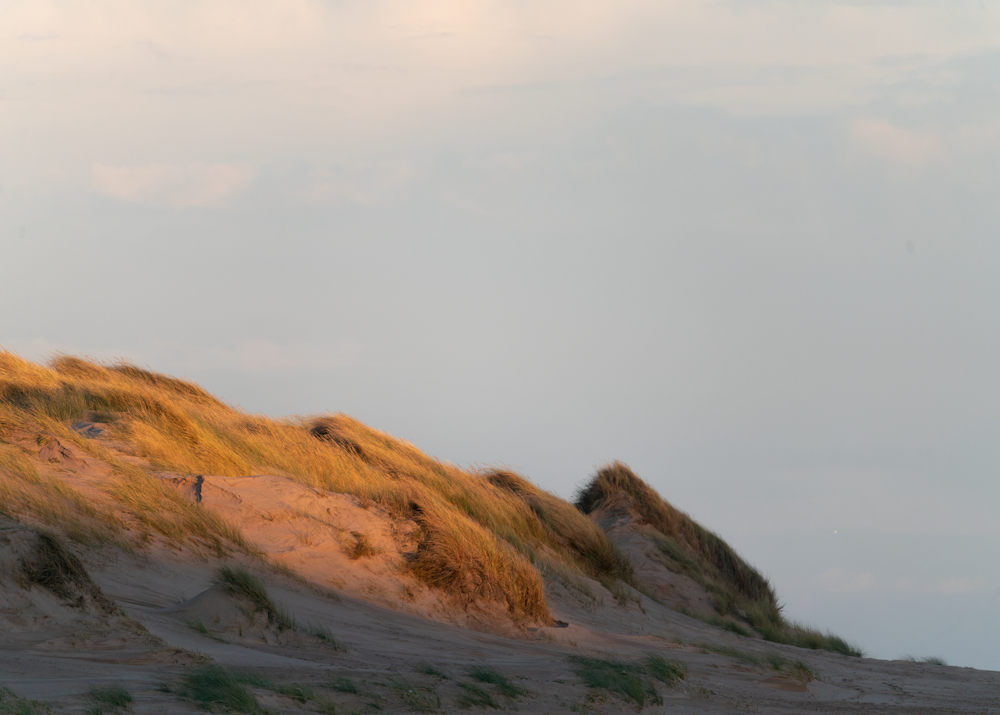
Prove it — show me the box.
[2,338,362,375]
[851,119,942,170]
[91,163,254,208]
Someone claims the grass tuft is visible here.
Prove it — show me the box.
[569,656,661,708]
[466,666,527,700]
[0,686,49,715]
[178,665,263,714]
[86,685,133,710]
[330,678,357,694]
[902,655,948,666]
[307,623,347,651]
[214,566,293,630]
[456,683,498,710]
[349,531,381,560]
[696,644,813,680]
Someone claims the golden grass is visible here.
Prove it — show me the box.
[2,351,634,621]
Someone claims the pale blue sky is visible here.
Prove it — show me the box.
[3,0,999,668]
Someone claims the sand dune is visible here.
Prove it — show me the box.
[1,355,996,713]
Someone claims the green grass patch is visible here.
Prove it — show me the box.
[86,685,132,710]
[417,665,448,679]
[179,665,264,714]
[570,655,686,709]
[177,665,340,714]
[456,683,498,709]
[466,666,527,700]
[214,566,294,630]
[643,655,687,686]
[675,606,752,638]
[0,686,49,715]
[330,678,357,694]
[307,623,347,651]
[902,655,948,666]
[696,644,813,679]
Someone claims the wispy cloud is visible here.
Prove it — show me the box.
[298,163,413,206]
[91,163,254,208]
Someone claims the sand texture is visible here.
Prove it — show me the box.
[1,421,997,714]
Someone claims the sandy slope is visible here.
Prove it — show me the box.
[1,425,998,713]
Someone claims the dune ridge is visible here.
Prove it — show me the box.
[0,350,995,714]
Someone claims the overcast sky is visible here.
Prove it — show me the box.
[3,0,999,669]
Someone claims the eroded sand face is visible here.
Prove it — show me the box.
[1,426,997,713]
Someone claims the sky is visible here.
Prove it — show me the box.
[2,0,999,669]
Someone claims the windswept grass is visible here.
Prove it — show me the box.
[902,655,948,666]
[466,666,527,700]
[696,644,813,680]
[214,566,294,630]
[456,683,498,709]
[0,686,49,715]
[0,352,555,621]
[86,685,132,711]
[177,665,337,714]
[576,462,862,657]
[569,655,684,709]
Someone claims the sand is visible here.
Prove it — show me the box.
[1,423,997,713]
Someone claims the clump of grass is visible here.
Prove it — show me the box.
[214,566,293,630]
[178,665,264,714]
[643,655,687,686]
[902,655,948,666]
[418,665,448,679]
[456,683,498,709]
[18,530,118,614]
[0,686,49,715]
[349,531,381,560]
[675,606,751,638]
[330,677,357,694]
[391,680,439,712]
[186,618,227,643]
[467,666,528,700]
[307,624,347,651]
[86,685,132,710]
[696,644,813,679]
[569,656,662,708]
[178,665,336,714]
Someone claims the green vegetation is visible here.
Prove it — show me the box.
[466,666,528,700]
[642,655,687,686]
[214,566,293,630]
[86,685,133,711]
[177,665,338,714]
[307,624,347,651]
[456,683,498,709]
[696,644,813,679]
[576,462,862,657]
[178,666,264,714]
[330,678,357,694]
[902,655,948,666]
[569,656,666,708]
[674,606,752,638]
[417,665,448,679]
[0,686,49,715]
